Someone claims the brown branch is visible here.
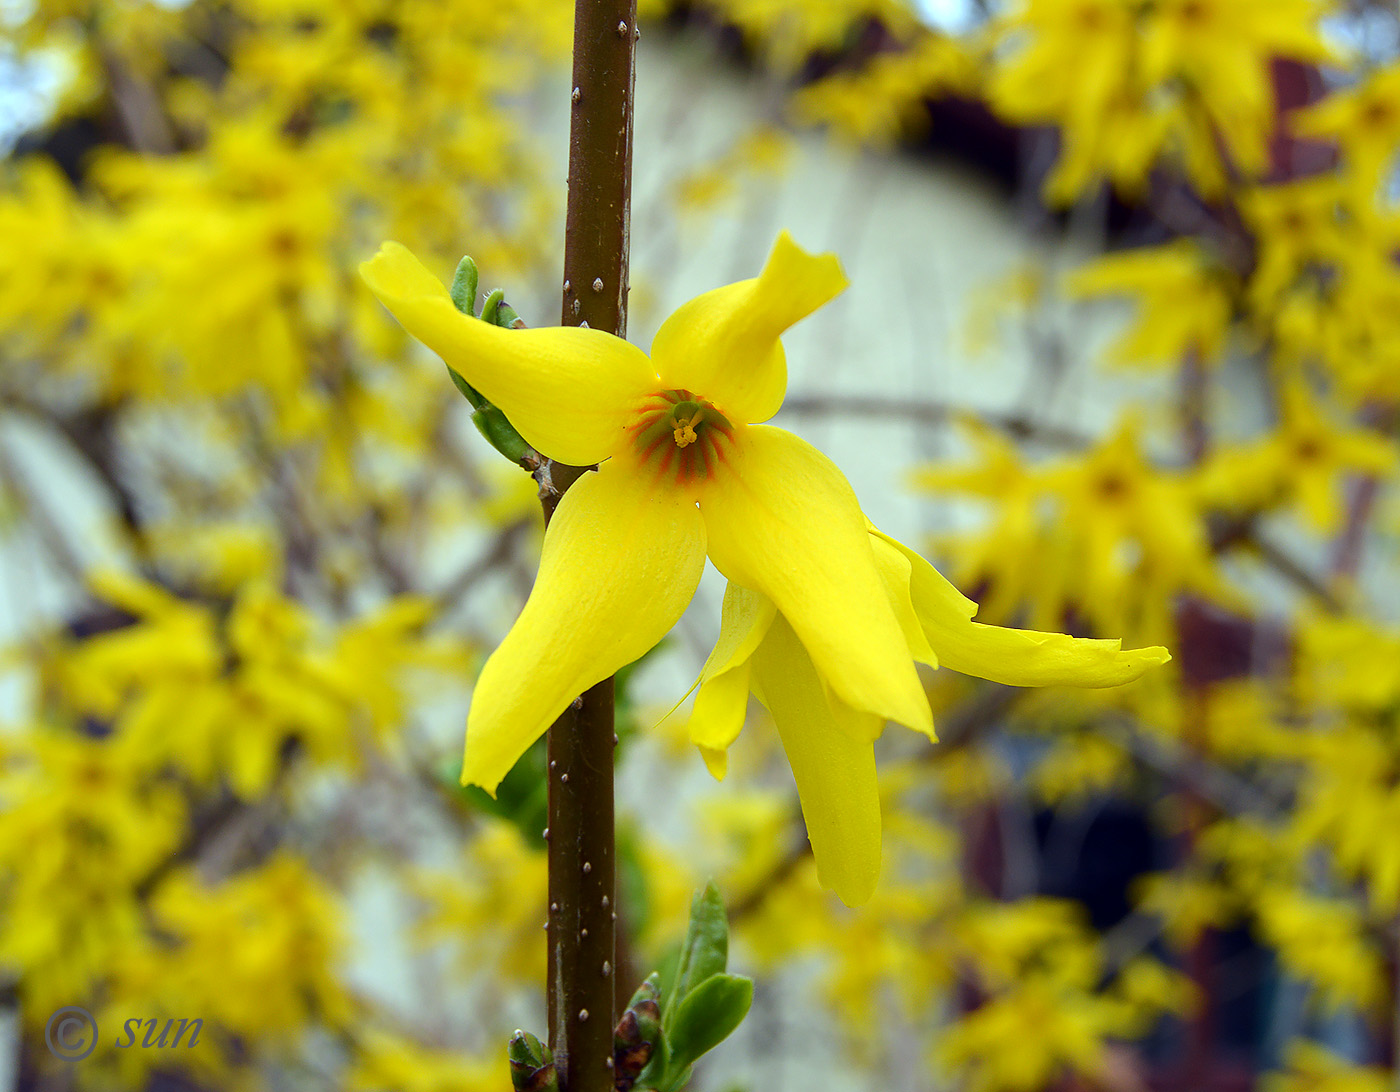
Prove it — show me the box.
[1179,345,1208,465]
[1330,473,1380,584]
[1210,514,1344,613]
[545,0,636,1088]
[99,46,176,155]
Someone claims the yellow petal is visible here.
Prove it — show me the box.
[753,615,882,907]
[871,526,977,616]
[690,666,749,781]
[935,624,1171,687]
[869,530,939,671]
[698,744,729,780]
[700,582,777,678]
[463,462,706,792]
[360,242,656,465]
[701,426,932,736]
[650,232,847,424]
[873,530,1171,687]
[686,583,776,772]
[88,568,191,619]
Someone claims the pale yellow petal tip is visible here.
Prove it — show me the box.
[904,705,937,744]
[1134,646,1173,669]
[359,240,449,303]
[766,230,850,303]
[357,240,408,282]
[459,768,501,801]
[1086,644,1176,686]
[699,745,728,781]
[460,741,503,800]
[815,849,880,908]
[877,685,934,743]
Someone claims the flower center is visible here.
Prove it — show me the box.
[628,389,735,483]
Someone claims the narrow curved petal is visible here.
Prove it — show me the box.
[361,242,656,465]
[874,530,1172,688]
[463,463,706,792]
[685,583,776,777]
[871,527,978,618]
[701,426,932,737]
[650,232,847,424]
[753,615,882,907]
[691,665,749,781]
[931,623,1171,687]
[869,531,939,671]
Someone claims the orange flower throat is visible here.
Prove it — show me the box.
[628,389,735,482]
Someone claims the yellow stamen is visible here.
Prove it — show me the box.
[672,415,699,448]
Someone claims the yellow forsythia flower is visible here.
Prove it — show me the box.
[361,234,1169,908]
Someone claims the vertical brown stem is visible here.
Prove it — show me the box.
[546,676,617,1092]
[560,3,635,339]
[1329,473,1378,583]
[1177,687,1216,1089]
[545,0,636,1088]
[1389,917,1400,1084]
[1179,344,1207,466]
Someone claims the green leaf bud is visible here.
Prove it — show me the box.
[450,256,480,317]
[508,1030,558,1092]
[480,287,506,326]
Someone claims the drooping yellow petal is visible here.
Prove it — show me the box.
[699,583,776,678]
[463,462,706,793]
[360,242,656,465]
[686,582,776,777]
[869,530,939,671]
[692,667,748,781]
[752,614,882,907]
[933,623,1171,687]
[870,526,977,616]
[650,232,847,424]
[872,530,1171,688]
[701,426,932,737]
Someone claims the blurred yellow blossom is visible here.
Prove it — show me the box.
[1066,240,1236,370]
[989,0,1334,202]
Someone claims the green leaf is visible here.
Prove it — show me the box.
[480,287,506,326]
[450,255,479,317]
[665,973,753,1080]
[666,882,729,1023]
[658,1064,692,1092]
[473,404,535,465]
[441,260,534,465]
